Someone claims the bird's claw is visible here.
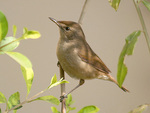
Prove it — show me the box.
[60,95,67,102]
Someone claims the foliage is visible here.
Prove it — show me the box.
[51,107,60,113]
[117,31,141,87]
[66,94,76,113]
[0,37,19,54]
[109,0,120,11]
[142,0,150,11]
[108,0,150,112]
[29,95,60,105]
[0,11,68,113]
[108,0,150,89]
[0,11,40,97]
[78,105,99,113]
[0,92,6,104]
[1,0,150,112]
[48,74,69,89]
[0,11,8,41]
[7,92,22,110]
[129,104,150,113]
[51,94,99,113]
[109,0,150,11]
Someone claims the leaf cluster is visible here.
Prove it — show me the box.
[0,11,69,113]
[109,0,150,11]
[0,11,41,97]
[51,94,100,113]
[109,0,150,89]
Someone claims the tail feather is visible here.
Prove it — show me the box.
[120,85,129,92]
[107,74,129,92]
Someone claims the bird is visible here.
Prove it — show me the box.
[49,17,129,101]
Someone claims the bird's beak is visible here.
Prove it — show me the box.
[49,17,64,31]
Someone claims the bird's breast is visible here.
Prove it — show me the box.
[57,40,79,69]
[56,40,99,79]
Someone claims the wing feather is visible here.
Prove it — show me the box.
[78,42,111,74]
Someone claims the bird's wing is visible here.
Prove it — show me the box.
[78,42,111,74]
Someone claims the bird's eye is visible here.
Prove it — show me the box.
[65,27,70,31]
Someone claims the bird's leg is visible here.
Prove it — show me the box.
[60,79,85,102]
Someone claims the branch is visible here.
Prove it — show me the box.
[58,63,66,113]
[3,89,47,113]
[78,0,90,24]
[133,0,150,53]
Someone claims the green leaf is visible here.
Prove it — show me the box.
[23,27,28,34]
[51,107,60,113]
[6,52,32,68]
[25,31,41,39]
[66,94,76,113]
[117,31,141,87]
[0,108,1,113]
[109,0,120,11]
[21,66,34,96]
[125,32,139,55]
[0,92,6,103]
[142,0,150,11]
[23,27,41,39]
[8,92,22,110]
[6,52,34,95]
[78,105,100,113]
[0,37,19,54]
[48,74,69,89]
[68,107,76,113]
[66,94,74,106]
[13,110,17,113]
[50,74,58,86]
[13,25,17,37]
[30,95,60,105]
[0,11,8,41]
[129,104,150,113]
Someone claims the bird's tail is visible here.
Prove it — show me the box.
[120,85,129,92]
[107,74,129,92]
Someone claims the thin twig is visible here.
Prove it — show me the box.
[58,63,66,113]
[78,0,90,24]
[133,0,150,53]
[3,89,47,113]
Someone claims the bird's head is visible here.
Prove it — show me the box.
[49,17,85,41]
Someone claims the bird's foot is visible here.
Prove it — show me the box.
[60,94,67,102]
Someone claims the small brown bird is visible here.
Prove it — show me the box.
[49,17,129,101]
